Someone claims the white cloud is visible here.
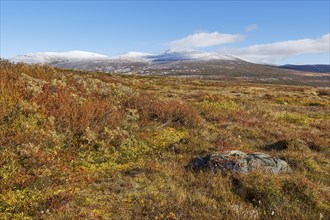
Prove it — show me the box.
[169,32,244,50]
[245,24,258,32]
[219,33,330,63]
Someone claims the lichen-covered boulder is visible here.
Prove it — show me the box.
[186,150,291,175]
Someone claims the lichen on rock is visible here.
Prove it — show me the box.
[186,150,291,175]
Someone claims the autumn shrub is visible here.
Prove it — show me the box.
[281,176,330,219]
[316,89,330,97]
[125,93,202,127]
[232,173,329,219]
[32,83,122,144]
[197,94,240,122]
[275,96,329,107]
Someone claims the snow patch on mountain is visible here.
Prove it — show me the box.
[146,49,237,62]
[110,52,155,62]
[10,51,108,64]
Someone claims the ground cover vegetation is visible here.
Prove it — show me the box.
[0,60,329,219]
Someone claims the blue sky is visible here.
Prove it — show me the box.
[1,1,329,64]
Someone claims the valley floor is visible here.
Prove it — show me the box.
[1,60,329,219]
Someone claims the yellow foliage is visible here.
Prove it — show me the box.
[276,112,311,125]
[148,127,187,149]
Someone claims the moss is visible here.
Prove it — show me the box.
[198,99,239,121]
[304,158,322,172]
[199,99,239,112]
[117,137,150,163]
[151,127,186,148]
[276,112,311,125]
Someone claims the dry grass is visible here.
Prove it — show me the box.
[0,60,329,219]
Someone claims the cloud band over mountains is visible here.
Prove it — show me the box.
[220,33,330,63]
[169,32,244,50]
[168,31,330,63]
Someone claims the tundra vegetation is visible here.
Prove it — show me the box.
[0,60,329,219]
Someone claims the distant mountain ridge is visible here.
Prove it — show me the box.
[278,64,330,73]
[10,50,238,64]
[9,50,330,87]
[145,49,238,62]
[10,51,108,64]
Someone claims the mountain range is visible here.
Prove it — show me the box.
[9,50,330,87]
[277,64,330,73]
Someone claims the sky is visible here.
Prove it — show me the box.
[1,0,329,64]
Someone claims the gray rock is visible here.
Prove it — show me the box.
[186,150,291,175]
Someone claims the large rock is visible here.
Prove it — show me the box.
[186,150,291,175]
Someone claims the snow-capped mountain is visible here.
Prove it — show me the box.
[8,50,329,86]
[10,49,238,64]
[10,51,108,64]
[9,49,246,76]
[110,52,155,62]
[107,50,238,62]
[146,49,238,62]
[9,50,242,74]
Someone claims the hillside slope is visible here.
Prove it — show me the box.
[278,64,330,73]
[1,60,329,219]
[10,50,330,87]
